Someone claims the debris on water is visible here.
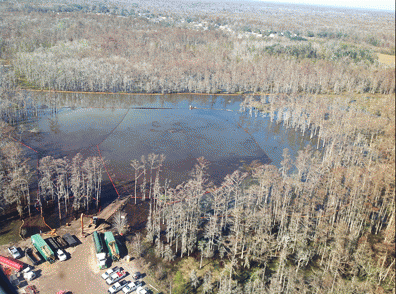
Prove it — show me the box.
[29,127,40,133]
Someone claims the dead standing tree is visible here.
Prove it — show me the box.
[141,155,147,201]
[73,155,103,212]
[112,210,128,235]
[39,155,70,219]
[131,156,145,204]
[92,156,103,209]
[148,153,159,200]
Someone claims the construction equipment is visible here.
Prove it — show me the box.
[104,232,120,261]
[42,216,56,236]
[30,234,55,264]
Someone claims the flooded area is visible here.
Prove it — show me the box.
[0,91,319,244]
[19,92,317,203]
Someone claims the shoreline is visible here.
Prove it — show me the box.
[0,195,131,252]
[25,88,267,96]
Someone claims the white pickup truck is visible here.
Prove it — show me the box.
[122,280,143,293]
[8,246,21,259]
[102,266,121,280]
[108,280,128,294]
[106,270,127,285]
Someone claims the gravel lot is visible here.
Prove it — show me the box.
[0,218,143,294]
[22,235,112,293]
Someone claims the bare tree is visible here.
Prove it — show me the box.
[147,153,159,200]
[202,271,213,294]
[131,157,145,204]
[190,269,199,289]
[112,210,128,235]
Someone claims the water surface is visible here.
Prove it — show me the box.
[22,93,316,201]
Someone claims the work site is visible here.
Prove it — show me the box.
[0,0,394,293]
[0,197,156,294]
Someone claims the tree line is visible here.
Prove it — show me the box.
[0,121,104,219]
[38,153,103,219]
[0,1,394,95]
[0,127,30,218]
[2,0,394,52]
[12,40,395,94]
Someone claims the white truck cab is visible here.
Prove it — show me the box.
[57,249,67,261]
[96,252,107,269]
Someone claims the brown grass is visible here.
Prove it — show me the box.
[378,53,395,67]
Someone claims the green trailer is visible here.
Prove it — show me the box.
[93,231,108,269]
[104,231,120,261]
[31,234,56,264]
[93,231,104,255]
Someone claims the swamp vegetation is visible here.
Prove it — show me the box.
[0,0,395,293]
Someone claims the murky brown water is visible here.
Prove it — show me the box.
[17,92,316,214]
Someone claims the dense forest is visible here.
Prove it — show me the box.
[0,0,395,293]
[0,1,394,94]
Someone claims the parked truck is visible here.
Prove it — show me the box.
[22,266,36,281]
[93,231,108,269]
[31,234,56,264]
[24,248,40,266]
[104,232,120,261]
